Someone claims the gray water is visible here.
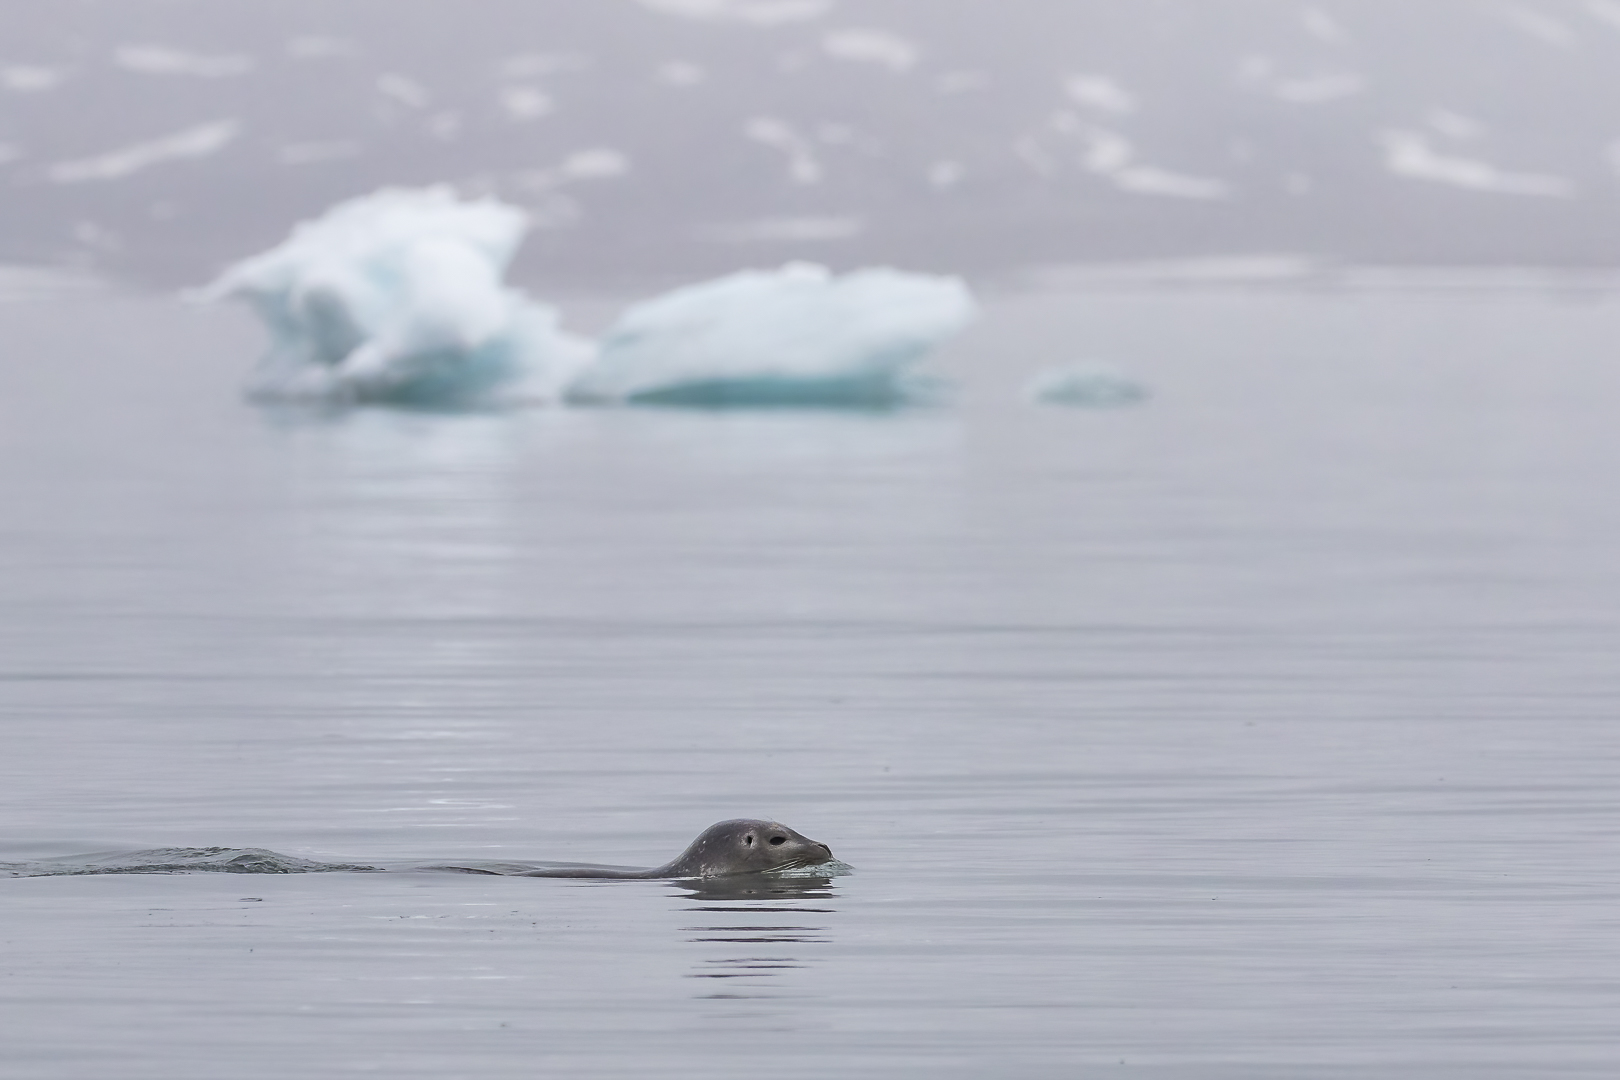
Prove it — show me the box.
[3,280,1620,1077]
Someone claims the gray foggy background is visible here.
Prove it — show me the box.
[4,0,1620,286]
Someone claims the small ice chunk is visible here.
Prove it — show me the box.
[426,111,461,140]
[745,117,823,184]
[702,216,864,242]
[199,186,593,407]
[286,36,356,60]
[822,29,920,72]
[1074,127,1230,199]
[115,45,255,78]
[497,53,590,78]
[1027,365,1148,408]
[559,148,629,179]
[927,160,963,188]
[48,120,240,182]
[513,148,631,192]
[499,85,554,120]
[1427,109,1487,140]
[377,74,430,108]
[1238,55,1365,104]
[1112,166,1229,200]
[567,262,976,408]
[656,61,707,86]
[936,70,988,94]
[1064,74,1136,115]
[1301,8,1349,43]
[2,65,66,92]
[636,0,832,25]
[1379,130,1573,196]
[1271,73,1364,104]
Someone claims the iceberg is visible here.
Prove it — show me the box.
[565,262,976,407]
[199,186,593,407]
[202,189,975,412]
[1026,364,1148,407]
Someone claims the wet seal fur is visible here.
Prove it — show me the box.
[432,819,836,879]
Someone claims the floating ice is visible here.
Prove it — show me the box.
[2,65,66,92]
[499,85,554,120]
[656,61,707,87]
[1237,57,1365,105]
[1378,131,1573,197]
[703,216,864,243]
[286,36,356,60]
[1027,365,1148,408]
[822,29,920,72]
[200,186,593,407]
[377,73,430,108]
[1065,74,1137,115]
[565,262,976,408]
[1426,109,1488,141]
[635,0,832,25]
[1069,126,1230,200]
[745,117,823,184]
[1301,8,1348,43]
[114,44,255,78]
[49,120,240,182]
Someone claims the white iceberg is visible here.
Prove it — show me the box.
[566,262,976,407]
[1026,364,1148,407]
[200,186,593,407]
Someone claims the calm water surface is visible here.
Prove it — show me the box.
[2,281,1619,1078]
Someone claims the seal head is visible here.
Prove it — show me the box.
[651,819,834,878]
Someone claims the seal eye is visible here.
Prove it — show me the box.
[769,836,786,846]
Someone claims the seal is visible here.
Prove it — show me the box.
[515,819,834,879]
[4,822,839,881]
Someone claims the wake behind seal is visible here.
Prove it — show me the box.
[3,820,841,880]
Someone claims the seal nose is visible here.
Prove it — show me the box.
[816,842,833,859]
